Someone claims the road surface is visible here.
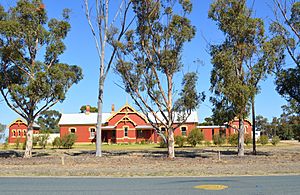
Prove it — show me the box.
[0,175,299,195]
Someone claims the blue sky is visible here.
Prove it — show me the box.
[0,0,288,130]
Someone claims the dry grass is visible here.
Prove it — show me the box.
[0,141,299,177]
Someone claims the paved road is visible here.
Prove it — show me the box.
[0,175,299,195]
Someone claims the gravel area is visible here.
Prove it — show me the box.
[0,143,299,177]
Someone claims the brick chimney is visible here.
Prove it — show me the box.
[85,105,90,115]
[111,104,115,113]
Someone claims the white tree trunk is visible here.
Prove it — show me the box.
[96,80,104,157]
[238,118,245,156]
[168,128,175,158]
[24,121,33,158]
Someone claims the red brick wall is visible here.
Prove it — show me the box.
[8,122,39,143]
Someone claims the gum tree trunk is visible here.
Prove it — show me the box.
[167,128,175,158]
[24,121,33,158]
[238,118,245,156]
[252,97,257,155]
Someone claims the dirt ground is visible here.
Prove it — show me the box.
[0,142,299,177]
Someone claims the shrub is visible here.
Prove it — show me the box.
[52,137,61,148]
[33,135,39,147]
[258,135,268,145]
[15,137,20,149]
[38,134,50,149]
[187,128,204,147]
[244,134,252,146]
[204,140,211,147]
[159,140,167,148]
[60,134,77,149]
[175,135,186,148]
[228,133,238,146]
[140,140,146,145]
[271,136,280,146]
[213,134,226,146]
[3,137,8,150]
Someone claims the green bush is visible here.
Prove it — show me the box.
[258,135,268,145]
[3,137,8,150]
[60,134,77,149]
[140,140,146,145]
[271,136,280,146]
[213,134,226,146]
[244,134,252,146]
[187,128,204,147]
[204,140,211,146]
[175,135,186,148]
[52,137,61,148]
[15,137,20,149]
[159,140,167,148]
[33,136,39,147]
[228,133,238,146]
[38,134,50,149]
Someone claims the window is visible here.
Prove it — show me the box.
[69,128,76,134]
[137,130,143,138]
[181,126,187,136]
[89,128,96,138]
[23,130,27,137]
[112,130,116,138]
[124,127,128,137]
[12,130,16,137]
[160,127,166,133]
[18,130,21,137]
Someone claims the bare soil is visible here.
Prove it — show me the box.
[0,142,299,177]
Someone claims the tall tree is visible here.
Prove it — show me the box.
[0,0,83,158]
[209,0,268,156]
[271,0,300,107]
[0,123,5,140]
[115,0,202,158]
[37,110,61,133]
[84,0,132,157]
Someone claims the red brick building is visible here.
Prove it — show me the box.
[59,104,252,144]
[197,119,253,141]
[58,104,199,144]
[8,119,40,143]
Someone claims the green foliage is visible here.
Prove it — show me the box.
[0,0,83,157]
[271,136,280,146]
[80,105,98,113]
[115,0,202,158]
[52,137,61,148]
[37,110,61,133]
[204,140,211,147]
[37,134,49,149]
[159,140,168,148]
[213,134,226,146]
[60,134,77,149]
[175,135,186,148]
[187,128,204,147]
[244,134,252,146]
[3,137,8,150]
[258,135,269,145]
[33,136,39,147]
[15,137,20,149]
[0,123,5,140]
[228,133,238,146]
[270,1,300,107]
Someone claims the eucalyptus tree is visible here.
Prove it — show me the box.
[0,0,83,158]
[208,0,274,156]
[37,110,61,133]
[115,0,202,158]
[271,0,300,110]
[84,0,133,157]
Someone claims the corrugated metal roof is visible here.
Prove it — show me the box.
[58,113,111,125]
[58,111,198,125]
[197,125,226,129]
[147,111,199,123]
